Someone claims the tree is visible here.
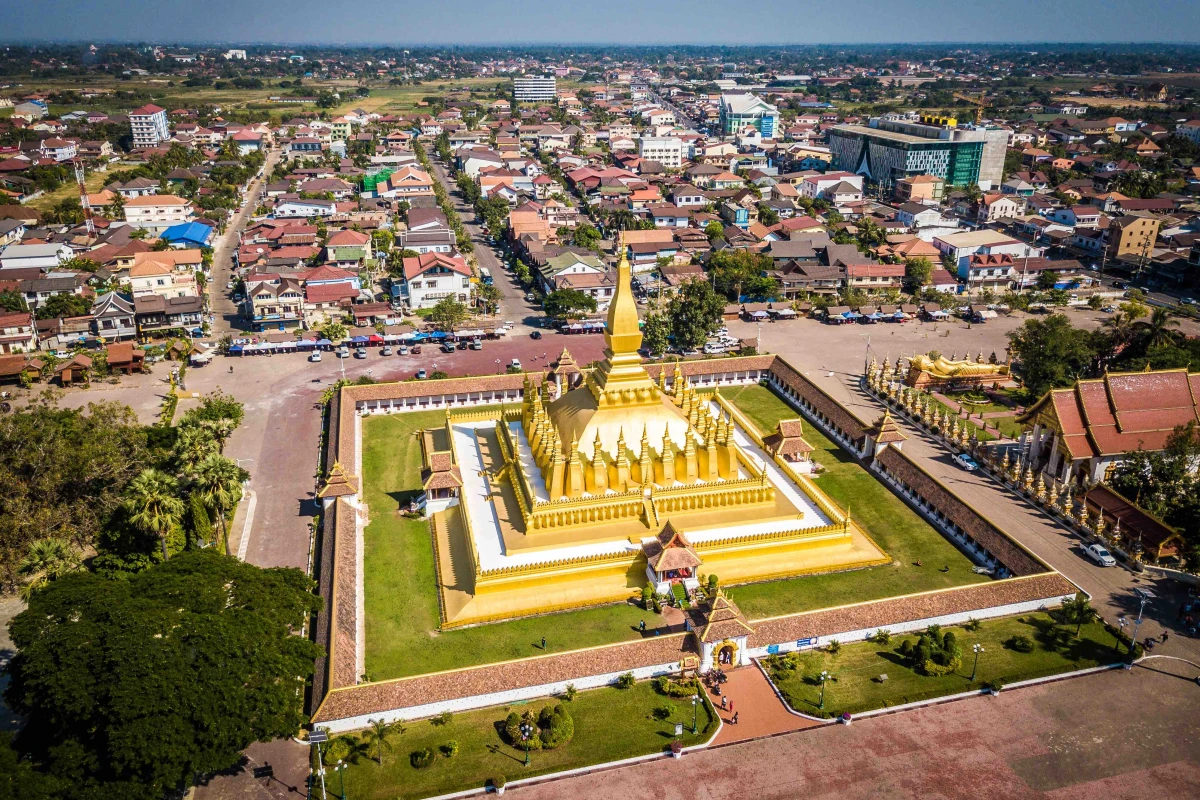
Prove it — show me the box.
[188,492,213,548]
[905,257,933,289]
[6,550,322,800]
[371,229,394,254]
[1036,269,1058,290]
[667,278,725,351]
[1137,307,1181,349]
[174,424,220,476]
[0,290,28,313]
[1007,314,1103,398]
[704,220,726,242]
[1057,593,1098,637]
[706,249,773,301]
[191,455,248,557]
[542,289,597,320]
[16,538,82,601]
[321,320,348,343]
[962,183,983,204]
[429,296,471,331]
[125,468,185,562]
[641,307,671,357]
[364,719,401,765]
[571,222,601,250]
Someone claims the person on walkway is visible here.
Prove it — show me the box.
[541,636,547,650]
[732,711,739,725]
[229,364,234,373]
[720,695,727,710]
[639,620,646,632]
[1161,631,1169,644]
[728,699,734,714]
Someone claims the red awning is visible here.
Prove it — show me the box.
[367,334,384,343]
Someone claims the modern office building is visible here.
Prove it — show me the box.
[129,104,169,149]
[828,116,1008,191]
[512,75,557,103]
[718,93,779,138]
[638,137,684,169]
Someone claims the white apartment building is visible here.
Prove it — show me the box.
[129,104,169,149]
[123,195,194,233]
[638,137,684,169]
[512,76,557,103]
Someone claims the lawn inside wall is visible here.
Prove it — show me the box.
[765,612,1120,719]
[334,679,717,800]
[361,382,988,682]
[719,384,989,620]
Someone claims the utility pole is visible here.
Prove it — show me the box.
[73,158,94,237]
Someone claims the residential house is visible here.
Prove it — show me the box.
[978,194,1025,223]
[1048,205,1102,229]
[0,242,73,271]
[894,174,945,204]
[963,253,1015,292]
[0,310,36,354]
[90,293,137,341]
[400,208,456,254]
[275,199,336,218]
[1107,213,1161,264]
[123,194,194,233]
[243,276,305,331]
[324,230,373,268]
[896,202,946,229]
[934,229,1038,274]
[375,165,434,200]
[133,294,205,336]
[398,252,472,309]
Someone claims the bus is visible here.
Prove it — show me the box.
[479,267,493,286]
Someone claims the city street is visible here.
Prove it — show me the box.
[426,156,545,333]
[207,146,282,334]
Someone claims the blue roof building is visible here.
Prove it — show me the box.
[159,221,213,248]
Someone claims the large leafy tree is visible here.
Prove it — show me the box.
[428,296,471,330]
[705,249,777,302]
[542,288,597,320]
[6,551,322,800]
[0,400,149,586]
[667,278,726,351]
[1007,313,1104,398]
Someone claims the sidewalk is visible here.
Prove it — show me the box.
[709,665,821,744]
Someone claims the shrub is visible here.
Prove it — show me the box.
[826,639,841,655]
[964,618,982,632]
[707,574,719,593]
[490,776,507,789]
[641,585,653,609]
[431,711,453,726]
[564,683,577,702]
[871,629,891,645]
[902,625,963,675]
[616,672,635,689]
[983,679,1004,693]
[652,702,676,720]
[1007,635,1036,653]
[538,704,574,749]
[651,596,662,613]
[921,657,962,676]
[653,676,700,698]
[440,740,459,758]
[410,748,436,769]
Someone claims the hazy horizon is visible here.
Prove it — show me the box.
[6,0,1200,46]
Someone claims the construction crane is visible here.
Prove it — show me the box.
[73,158,95,237]
[953,92,991,125]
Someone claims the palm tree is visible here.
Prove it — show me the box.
[1058,593,1098,638]
[1137,307,1181,349]
[126,468,185,562]
[201,417,237,453]
[17,538,82,600]
[192,455,248,556]
[175,425,220,475]
[363,719,400,765]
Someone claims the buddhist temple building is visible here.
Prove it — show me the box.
[905,351,1009,389]
[685,591,755,670]
[762,418,815,468]
[642,521,703,595]
[1018,368,1200,485]
[418,414,463,515]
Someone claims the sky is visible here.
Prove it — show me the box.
[5,0,1200,45]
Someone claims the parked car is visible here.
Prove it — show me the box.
[415,368,428,380]
[336,346,350,358]
[309,351,322,362]
[1101,306,1117,313]
[440,343,456,354]
[953,453,978,471]
[1084,542,1117,567]
[410,345,422,354]
[469,339,483,350]
[1112,281,1127,289]
[354,347,367,359]
[530,330,542,340]
[703,343,726,355]
[456,340,469,350]
[510,358,522,370]
[1183,297,1196,306]
[524,293,537,303]
[397,345,410,355]
[381,345,393,356]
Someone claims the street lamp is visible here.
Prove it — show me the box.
[1116,616,1127,654]
[1126,587,1155,669]
[971,643,985,681]
[334,759,349,800]
[520,722,534,767]
[818,670,830,710]
[691,694,699,735]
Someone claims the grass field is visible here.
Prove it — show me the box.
[335,680,716,800]
[766,612,1119,718]
[361,384,986,682]
[27,168,109,213]
[720,385,987,619]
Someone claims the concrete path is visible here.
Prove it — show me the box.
[709,665,821,745]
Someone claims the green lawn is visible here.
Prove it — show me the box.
[361,410,669,681]
[720,385,987,620]
[333,680,716,800]
[766,612,1119,718]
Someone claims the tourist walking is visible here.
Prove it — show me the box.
[732,712,739,725]
[720,695,727,710]
[728,699,734,714]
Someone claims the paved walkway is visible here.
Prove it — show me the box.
[710,665,821,745]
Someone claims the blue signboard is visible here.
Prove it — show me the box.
[796,637,817,648]
[766,644,780,655]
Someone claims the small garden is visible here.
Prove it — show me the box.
[331,678,716,800]
[764,605,1123,719]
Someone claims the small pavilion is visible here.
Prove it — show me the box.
[762,418,815,469]
[685,591,755,671]
[642,521,702,596]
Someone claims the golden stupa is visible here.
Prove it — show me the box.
[429,245,890,626]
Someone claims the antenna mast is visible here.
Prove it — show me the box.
[73,158,95,237]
